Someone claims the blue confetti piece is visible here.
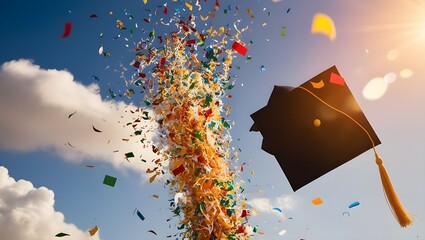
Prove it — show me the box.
[136,210,145,221]
[348,201,360,208]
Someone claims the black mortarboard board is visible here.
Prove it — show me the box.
[250,66,413,227]
[251,66,380,191]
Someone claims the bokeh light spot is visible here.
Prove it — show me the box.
[386,49,399,61]
[400,68,413,78]
[362,77,388,100]
[384,72,397,84]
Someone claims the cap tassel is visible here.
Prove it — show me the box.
[375,152,413,227]
[298,85,413,227]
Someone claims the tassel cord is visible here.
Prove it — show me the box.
[297,86,413,227]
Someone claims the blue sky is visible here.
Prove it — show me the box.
[1,0,424,239]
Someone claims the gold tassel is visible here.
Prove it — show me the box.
[375,152,413,227]
[297,86,414,227]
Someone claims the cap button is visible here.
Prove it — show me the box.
[313,118,321,127]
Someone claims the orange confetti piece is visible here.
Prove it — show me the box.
[312,197,323,205]
[309,80,325,89]
[88,225,98,236]
[149,173,158,183]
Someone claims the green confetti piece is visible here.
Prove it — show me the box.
[281,26,287,37]
[173,206,181,215]
[203,95,212,107]
[227,208,235,216]
[125,152,135,158]
[134,130,142,135]
[194,131,202,140]
[221,119,230,128]
[55,232,70,237]
[103,175,117,187]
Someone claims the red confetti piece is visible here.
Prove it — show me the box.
[160,57,166,66]
[232,41,247,56]
[131,60,140,68]
[329,72,345,85]
[241,209,247,218]
[204,108,212,119]
[61,22,72,38]
[172,164,185,176]
[163,6,168,14]
[186,39,196,45]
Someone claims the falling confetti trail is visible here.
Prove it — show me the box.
[101,2,254,238]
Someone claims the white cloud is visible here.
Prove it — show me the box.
[0,59,161,180]
[247,194,295,219]
[0,166,99,240]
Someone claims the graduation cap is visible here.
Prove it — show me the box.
[250,66,412,227]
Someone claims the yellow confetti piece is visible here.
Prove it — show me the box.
[311,13,336,41]
[200,15,209,21]
[143,0,147,4]
[185,2,193,11]
[153,194,159,198]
